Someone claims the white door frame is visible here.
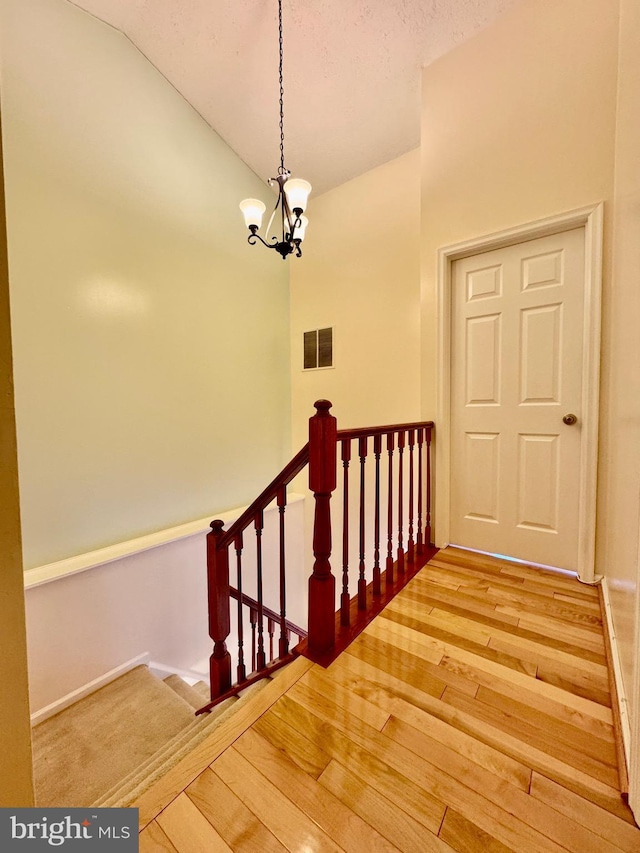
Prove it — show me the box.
[435,204,604,583]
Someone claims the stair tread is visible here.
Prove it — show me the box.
[96,679,273,807]
[192,681,210,700]
[32,665,195,807]
[33,662,290,809]
[95,696,240,807]
[162,674,208,710]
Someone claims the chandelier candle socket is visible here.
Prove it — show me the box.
[239,0,311,259]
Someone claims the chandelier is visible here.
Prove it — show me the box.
[239,0,311,260]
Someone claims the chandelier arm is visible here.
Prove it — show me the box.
[281,189,296,237]
[264,192,280,239]
[248,232,279,249]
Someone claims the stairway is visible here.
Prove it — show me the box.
[32,665,269,808]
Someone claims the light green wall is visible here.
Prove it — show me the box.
[0,0,290,569]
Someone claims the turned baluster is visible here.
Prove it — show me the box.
[426,426,432,546]
[254,509,266,671]
[277,485,289,658]
[397,430,405,574]
[341,438,351,627]
[268,617,275,663]
[308,400,337,655]
[386,432,395,587]
[373,433,382,597]
[358,436,368,610]
[417,427,424,554]
[249,606,258,672]
[407,429,415,563]
[207,520,232,699]
[234,532,246,684]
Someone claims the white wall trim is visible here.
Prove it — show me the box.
[600,577,632,765]
[30,652,150,726]
[436,204,604,582]
[24,493,306,590]
[578,203,604,583]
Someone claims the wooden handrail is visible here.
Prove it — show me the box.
[337,420,434,440]
[218,443,309,548]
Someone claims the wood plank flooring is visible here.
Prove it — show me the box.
[138,547,639,852]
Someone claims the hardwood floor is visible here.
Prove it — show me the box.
[137,547,639,852]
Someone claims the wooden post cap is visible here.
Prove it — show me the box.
[309,400,337,493]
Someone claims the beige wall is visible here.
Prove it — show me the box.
[421,0,618,409]
[0,0,291,569]
[608,0,640,809]
[0,110,33,805]
[421,0,640,803]
[289,149,422,446]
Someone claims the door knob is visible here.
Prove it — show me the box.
[562,413,578,426]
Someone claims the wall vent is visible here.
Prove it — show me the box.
[304,327,333,370]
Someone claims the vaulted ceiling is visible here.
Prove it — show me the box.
[69,0,519,195]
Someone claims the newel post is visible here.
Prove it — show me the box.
[207,520,232,699]
[308,399,337,655]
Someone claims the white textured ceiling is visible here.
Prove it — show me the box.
[68,0,519,195]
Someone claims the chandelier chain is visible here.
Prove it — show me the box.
[240,0,309,260]
[278,0,285,174]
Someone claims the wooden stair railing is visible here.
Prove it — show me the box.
[200,400,434,712]
[301,402,436,667]
[200,444,310,713]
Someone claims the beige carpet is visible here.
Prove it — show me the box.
[33,665,197,807]
[162,675,209,709]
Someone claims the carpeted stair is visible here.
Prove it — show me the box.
[161,674,209,709]
[32,665,269,808]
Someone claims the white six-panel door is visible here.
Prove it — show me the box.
[450,227,585,570]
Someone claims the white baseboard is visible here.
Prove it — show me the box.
[599,577,631,769]
[30,652,150,726]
